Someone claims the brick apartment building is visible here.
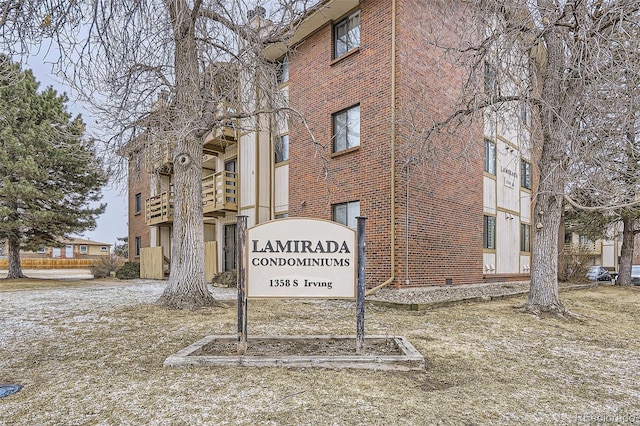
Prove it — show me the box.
[125,0,534,287]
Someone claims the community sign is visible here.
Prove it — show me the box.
[246,218,357,299]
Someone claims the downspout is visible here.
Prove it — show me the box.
[366,0,397,296]
[255,85,261,223]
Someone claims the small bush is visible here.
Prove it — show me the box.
[211,269,237,287]
[558,247,591,282]
[90,254,125,278]
[116,262,140,280]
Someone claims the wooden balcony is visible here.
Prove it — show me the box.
[203,125,236,155]
[145,192,174,226]
[563,242,602,255]
[203,171,238,216]
[145,171,237,225]
[146,141,174,174]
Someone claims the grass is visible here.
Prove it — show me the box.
[0,277,97,291]
[1,281,639,425]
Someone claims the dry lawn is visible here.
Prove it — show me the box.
[1,281,639,425]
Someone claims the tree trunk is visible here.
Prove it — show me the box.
[617,215,634,286]
[156,1,218,309]
[6,235,25,279]
[157,135,218,308]
[526,160,566,313]
[522,26,578,315]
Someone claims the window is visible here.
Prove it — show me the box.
[135,236,142,257]
[484,62,498,95]
[79,245,88,254]
[520,224,531,252]
[333,105,360,153]
[484,139,496,175]
[333,201,360,229]
[135,193,142,215]
[520,159,531,189]
[37,247,46,253]
[579,235,593,245]
[276,55,289,84]
[275,213,289,219]
[520,103,531,126]
[275,134,289,163]
[483,215,496,249]
[100,246,108,252]
[134,152,141,173]
[334,10,360,58]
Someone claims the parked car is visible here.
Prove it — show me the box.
[631,265,640,286]
[586,266,612,282]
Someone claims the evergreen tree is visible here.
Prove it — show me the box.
[0,56,106,278]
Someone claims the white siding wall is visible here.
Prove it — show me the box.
[496,211,520,273]
[484,176,496,214]
[496,140,520,213]
[239,133,255,209]
[275,164,289,213]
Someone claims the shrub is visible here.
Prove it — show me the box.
[558,246,591,282]
[115,262,140,280]
[211,269,237,287]
[90,254,125,278]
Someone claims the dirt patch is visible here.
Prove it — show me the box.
[195,337,400,357]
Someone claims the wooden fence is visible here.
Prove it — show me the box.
[140,243,218,281]
[0,258,99,269]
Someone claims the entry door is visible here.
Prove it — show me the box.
[223,224,237,272]
[65,245,74,258]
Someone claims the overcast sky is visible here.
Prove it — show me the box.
[23,53,129,247]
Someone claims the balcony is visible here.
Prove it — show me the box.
[146,192,174,226]
[203,171,238,216]
[145,171,237,225]
[563,242,602,256]
[203,103,237,155]
[146,141,175,174]
[203,126,236,155]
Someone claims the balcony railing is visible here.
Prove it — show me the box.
[145,171,237,225]
[145,141,174,174]
[145,192,174,226]
[563,242,602,255]
[203,171,237,216]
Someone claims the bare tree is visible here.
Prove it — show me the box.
[565,17,640,287]
[26,1,311,308]
[402,0,640,315]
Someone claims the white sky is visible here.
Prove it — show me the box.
[23,53,129,247]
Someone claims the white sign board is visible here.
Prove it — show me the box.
[246,218,357,299]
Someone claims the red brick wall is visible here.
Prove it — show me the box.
[288,0,484,288]
[394,0,484,286]
[288,0,394,288]
[127,149,151,262]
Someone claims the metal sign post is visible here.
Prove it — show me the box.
[237,215,248,355]
[356,216,367,354]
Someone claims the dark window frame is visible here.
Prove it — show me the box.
[484,139,496,175]
[276,55,289,84]
[275,134,289,163]
[134,236,142,257]
[332,200,360,229]
[520,159,531,189]
[332,104,361,153]
[135,193,142,215]
[333,10,361,59]
[520,223,531,252]
[483,215,496,249]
